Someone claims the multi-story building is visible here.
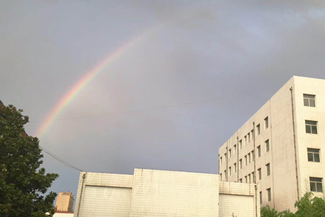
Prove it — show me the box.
[56,192,74,212]
[219,76,325,212]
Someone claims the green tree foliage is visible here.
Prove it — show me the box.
[0,104,59,217]
[261,205,294,217]
[295,192,325,217]
[261,192,325,217]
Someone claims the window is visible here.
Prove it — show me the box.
[267,188,271,201]
[248,133,250,143]
[245,176,247,183]
[265,140,270,152]
[266,163,270,176]
[224,170,227,177]
[220,173,222,181]
[245,155,247,165]
[220,157,222,165]
[240,178,242,183]
[257,146,261,157]
[260,191,262,204]
[258,168,261,180]
[252,172,255,182]
[308,148,320,162]
[310,177,323,192]
[240,159,242,169]
[248,153,251,163]
[229,167,231,176]
[252,151,255,161]
[248,174,251,183]
[234,145,236,156]
[257,124,260,135]
[245,136,247,145]
[229,149,231,158]
[234,163,237,173]
[265,117,269,129]
[240,140,242,149]
[306,120,317,134]
[304,94,315,107]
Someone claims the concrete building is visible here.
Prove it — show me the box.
[74,169,260,217]
[219,76,325,212]
[56,192,74,212]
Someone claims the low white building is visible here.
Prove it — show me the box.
[74,168,260,217]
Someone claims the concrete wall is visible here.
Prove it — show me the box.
[74,169,259,217]
[74,172,133,217]
[219,182,259,217]
[293,77,325,199]
[129,169,219,217]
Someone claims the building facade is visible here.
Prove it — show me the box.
[74,169,260,217]
[219,76,325,212]
[56,192,74,212]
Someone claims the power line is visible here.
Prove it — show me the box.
[29,97,227,124]
[40,146,83,172]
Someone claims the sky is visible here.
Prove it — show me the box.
[1,0,325,206]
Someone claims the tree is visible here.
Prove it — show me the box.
[260,205,294,217]
[295,192,325,217]
[0,104,59,217]
[261,192,325,217]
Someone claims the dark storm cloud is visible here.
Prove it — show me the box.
[1,0,325,206]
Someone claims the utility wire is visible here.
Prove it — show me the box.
[29,97,227,124]
[40,146,83,172]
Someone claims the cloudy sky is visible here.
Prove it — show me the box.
[1,0,325,205]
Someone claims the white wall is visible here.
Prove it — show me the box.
[74,172,133,217]
[74,169,259,217]
[129,169,219,217]
[219,182,259,217]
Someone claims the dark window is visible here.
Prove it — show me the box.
[240,159,242,169]
[258,168,261,180]
[310,177,322,192]
[240,140,242,149]
[266,163,270,176]
[260,191,262,204]
[257,124,260,135]
[257,146,261,157]
[266,140,270,152]
[248,153,251,163]
[234,163,237,173]
[265,117,269,129]
[267,188,271,201]
[308,148,320,162]
[304,94,315,107]
[305,120,317,134]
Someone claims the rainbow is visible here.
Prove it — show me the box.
[35,27,156,138]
